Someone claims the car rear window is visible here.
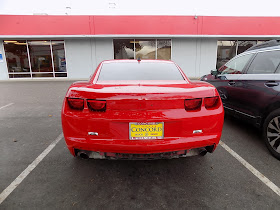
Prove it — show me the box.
[97,62,184,81]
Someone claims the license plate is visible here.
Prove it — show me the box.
[129,122,164,140]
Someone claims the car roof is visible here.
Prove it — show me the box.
[241,45,280,56]
[101,59,175,64]
[248,45,280,52]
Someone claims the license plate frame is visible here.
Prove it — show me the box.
[129,122,164,140]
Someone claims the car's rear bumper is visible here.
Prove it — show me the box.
[64,134,220,158]
[74,148,211,160]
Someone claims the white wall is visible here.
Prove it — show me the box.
[172,38,217,78]
[172,38,197,78]
[0,40,9,80]
[65,39,94,79]
[65,38,113,79]
[94,38,114,65]
[199,39,218,76]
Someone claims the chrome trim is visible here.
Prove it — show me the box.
[88,132,98,136]
[224,105,256,118]
[235,110,256,118]
[193,130,203,134]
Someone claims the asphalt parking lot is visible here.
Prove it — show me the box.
[0,81,280,209]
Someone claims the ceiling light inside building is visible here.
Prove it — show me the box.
[4,41,17,43]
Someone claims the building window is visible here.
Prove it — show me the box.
[216,40,267,69]
[114,39,134,59]
[28,41,53,77]
[236,41,257,54]
[4,40,31,78]
[157,39,171,60]
[135,39,156,59]
[113,39,171,60]
[3,40,67,78]
[52,41,67,77]
[216,41,238,70]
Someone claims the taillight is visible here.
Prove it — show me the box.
[184,98,202,111]
[67,98,84,110]
[87,100,106,111]
[204,96,219,109]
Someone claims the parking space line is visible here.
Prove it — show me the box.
[220,140,280,197]
[0,103,14,110]
[0,133,63,205]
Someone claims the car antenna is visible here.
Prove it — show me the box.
[137,57,141,62]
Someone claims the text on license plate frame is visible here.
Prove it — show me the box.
[129,122,164,140]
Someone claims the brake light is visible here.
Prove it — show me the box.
[204,96,219,109]
[184,98,202,111]
[67,98,84,110]
[87,100,106,111]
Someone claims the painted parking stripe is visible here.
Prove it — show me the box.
[0,133,63,205]
[0,103,14,110]
[220,140,280,197]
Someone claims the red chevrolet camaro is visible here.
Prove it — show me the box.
[61,60,224,159]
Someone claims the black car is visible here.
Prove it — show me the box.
[201,40,280,160]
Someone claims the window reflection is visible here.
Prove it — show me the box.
[217,40,271,70]
[114,39,134,59]
[237,41,257,54]
[52,41,67,77]
[220,54,253,75]
[247,51,280,74]
[4,40,67,78]
[4,40,30,77]
[157,40,171,60]
[216,41,237,69]
[135,40,156,59]
[28,41,53,74]
[113,39,171,60]
[257,40,267,44]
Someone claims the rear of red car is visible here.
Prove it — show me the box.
[61,60,224,159]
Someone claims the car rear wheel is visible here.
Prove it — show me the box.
[263,109,280,160]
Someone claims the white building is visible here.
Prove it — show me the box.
[1,0,280,80]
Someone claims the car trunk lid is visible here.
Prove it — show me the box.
[67,81,215,111]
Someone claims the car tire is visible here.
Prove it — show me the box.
[263,109,280,160]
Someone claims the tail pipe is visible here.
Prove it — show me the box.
[77,151,89,159]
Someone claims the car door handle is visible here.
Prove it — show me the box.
[228,81,235,86]
[265,81,279,87]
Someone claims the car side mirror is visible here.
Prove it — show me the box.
[211,69,219,78]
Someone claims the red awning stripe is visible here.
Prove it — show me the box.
[0,15,280,36]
